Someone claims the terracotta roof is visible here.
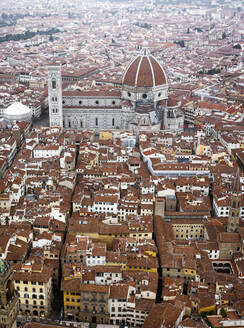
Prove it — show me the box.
[109,284,128,300]
[219,232,240,243]
[123,54,166,88]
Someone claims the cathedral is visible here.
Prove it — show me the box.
[48,41,184,133]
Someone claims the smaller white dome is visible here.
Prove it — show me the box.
[3,102,32,122]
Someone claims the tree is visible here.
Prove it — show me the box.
[1,12,8,20]
[206,68,220,75]
[233,44,241,49]
[220,308,227,318]
[174,40,185,48]
[222,32,227,39]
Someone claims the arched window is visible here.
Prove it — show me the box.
[24,294,29,299]
[68,120,71,128]
[80,121,83,128]
[95,118,98,126]
[52,80,56,89]
[32,294,37,299]
[112,118,115,126]
[39,295,44,299]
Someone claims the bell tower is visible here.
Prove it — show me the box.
[0,259,19,328]
[47,63,63,128]
[227,169,241,232]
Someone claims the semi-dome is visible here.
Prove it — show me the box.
[3,102,32,122]
[123,54,167,88]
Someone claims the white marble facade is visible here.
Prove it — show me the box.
[48,45,184,134]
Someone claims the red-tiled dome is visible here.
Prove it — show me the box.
[123,55,167,88]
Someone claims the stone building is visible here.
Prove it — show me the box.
[0,259,19,328]
[61,279,109,324]
[48,41,184,134]
[227,169,241,232]
[218,232,241,259]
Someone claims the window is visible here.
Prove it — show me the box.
[112,101,115,105]
[128,92,131,97]
[95,100,99,105]
[112,118,115,126]
[142,93,147,99]
[52,80,56,89]
[95,118,98,126]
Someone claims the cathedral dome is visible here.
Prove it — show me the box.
[123,54,167,88]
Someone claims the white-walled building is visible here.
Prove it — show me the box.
[33,145,62,158]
